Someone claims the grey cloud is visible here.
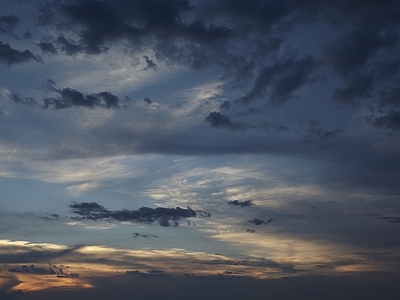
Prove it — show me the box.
[11,93,40,107]
[31,80,122,110]
[325,29,397,77]
[8,264,56,275]
[133,233,158,238]
[227,200,253,207]
[55,0,231,56]
[205,112,244,130]
[206,0,292,31]
[70,202,198,227]
[366,110,400,131]
[332,73,374,107]
[376,60,400,80]
[125,270,170,278]
[0,15,19,37]
[378,216,400,223]
[0,41,43,66]
[143,97,153,105]
[27,0,400,114]
[56,35,84,56]
[248,218,276,225]
[37,41,58,55]
[236,56,317,105]
[379,88,400,107]
[142,55,157,71]
[304,119,342,141]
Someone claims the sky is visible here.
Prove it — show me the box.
[0,0,400,299]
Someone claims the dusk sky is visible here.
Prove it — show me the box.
[1,0,400,299]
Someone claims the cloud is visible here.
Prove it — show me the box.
[56,35,84,56]
[51,0,231,56]
[44,88,120,110]
[0,15,19,37]
[66,182,100,196]
[247,218,276,226]
[142,55,157,71]
[143,97,153,105]
[325,29,397,78]
[8,264,56,275]
[235,56,317,105]
[125,269,170,278]
[37,41,58,55]
[0,240,80,264]
[132,233,158,238]
[0,41,43,66]
[332,73,374,107]
[69,202,198,227]
[227,200,253,207]
[205,112,244,130]
[12,80,123,110]
[304,120,342,141]
[366,109,400,131]
[379,88,400,107]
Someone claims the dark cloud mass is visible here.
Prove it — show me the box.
[44,88,120,109]
[227,200,253,207]
[248,218,276,225]
[12,80,122,110]
[37,41,58,55]
[70,202,198,226]
[366,110,400,131]
[0,41,42,66]
[0,15,19,36]
[8,264,56,275]
[205,112,243,130]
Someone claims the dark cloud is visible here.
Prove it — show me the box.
[361,213,400,224]
[205,0,293,32]
[325,29,398,77]
[304,119,342,141]
[379,88,400,107]
[0,15,19,37]
[11,93,40,107]
[143,97,153,105]
[332,73,374,107]
[44,89,120,109]
[248,218,276,225]
[70,202,198,227]
[366,109,400,131]
[24,0,400,115]
[0,41,43,66]
[133,233,158,238]
[235,56,317,105]
[8,264,56,275]
[22,80,122,110]
[142,55,157,71]
[37,41,58,55]
[53,0,231,56]
[205,112,244,130]
[125,269,170,278]
[378,216,400,223]
[227,200,253,207]
[56,35,84,56]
